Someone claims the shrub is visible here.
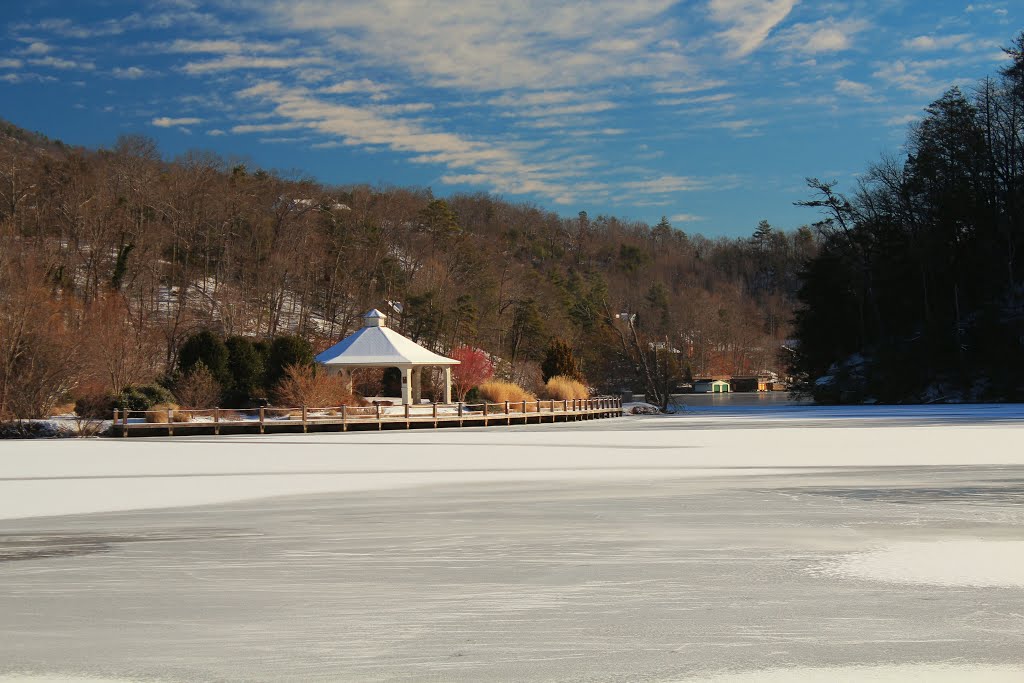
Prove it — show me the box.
[544,375,589,400]
[450,346,494,402]
[74,392,117,419]
[174,363,222,409]
[178,330,231,386]
[272,363,363,408]
[477,380,536,404]
[265,335,314,387]
[99,383,175,414]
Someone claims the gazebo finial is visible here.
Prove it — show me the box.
[363,309,387,328]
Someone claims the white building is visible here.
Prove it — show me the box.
[315,309,459,405]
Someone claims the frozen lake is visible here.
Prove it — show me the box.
[2,404,1024,682]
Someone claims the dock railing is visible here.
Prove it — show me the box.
[112,396,623,437]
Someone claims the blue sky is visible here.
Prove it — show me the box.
[1,1,1019,237]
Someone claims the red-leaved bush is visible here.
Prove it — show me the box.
[450,346,494,402]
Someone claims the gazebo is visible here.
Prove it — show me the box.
[315,309,459,405]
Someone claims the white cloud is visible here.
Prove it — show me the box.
[656,92,735,106]
[163,38,286,54]
[151,116,203,127]
[835,78,877,100]
[902,34,970,52]
[709,0,799,58]
[873,59,953,97]
[622,175,713,194]
[29,56,95,70]
[249,1,690,92]
[112,66,151,79]
[230,122,307,134]
[671,213,705,222]
[206,129,227,136]
[182,55,325,74]
[23,41,51,55]
[319,79,393,98]
[775,18,870,55]
[885,113,920,127]
[0,59,22,69]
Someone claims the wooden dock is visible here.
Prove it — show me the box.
[112,397,624,437]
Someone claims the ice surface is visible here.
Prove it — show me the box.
[1,402,1024,682]
[2,403,1024,521]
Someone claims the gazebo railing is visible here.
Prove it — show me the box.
[112,397,624,437]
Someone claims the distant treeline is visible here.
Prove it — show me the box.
[0,116,815,420]
[791,32,1024,403]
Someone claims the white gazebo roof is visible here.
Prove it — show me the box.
[315,309,459,367]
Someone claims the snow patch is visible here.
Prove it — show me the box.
[676,664,1024,682]
[817,540,1024,587]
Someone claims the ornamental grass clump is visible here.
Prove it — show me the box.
[146,402,191,423]
[477,380,536,404]
[543,375,589,400]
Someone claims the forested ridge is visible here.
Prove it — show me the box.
[0,115,814,420]
[791,33,1024,404]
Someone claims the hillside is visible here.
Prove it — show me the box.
[0,120,815,419]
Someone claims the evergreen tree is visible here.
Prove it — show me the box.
[178,331,230,387]
[265,335,314,388]
[225,336,264,405]
[541,338,584,383]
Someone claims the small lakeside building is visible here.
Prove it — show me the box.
[693,379,731,394]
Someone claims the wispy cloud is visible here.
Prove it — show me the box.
[151,116,202,127]
[112,66,151,79]
[835,78,879,101]
[319,79,393,99]
[182,55,325,74]
[163,38,288,54]
[251,0,689,91]
[22,41,51,55]
[671,213,705,222]
[903,34,970,51]
[709,0,799,58]
[29,56,95,70]
[775,18,870,55]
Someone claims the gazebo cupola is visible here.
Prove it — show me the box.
[315,309,459,405]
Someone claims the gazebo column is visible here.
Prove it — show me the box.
[401,366,413,406]
[411,366,422,403]
[444,366,452,404]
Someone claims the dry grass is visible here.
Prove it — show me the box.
[146,402,191,423]
[543,375,589,400]
[477,380,537,404]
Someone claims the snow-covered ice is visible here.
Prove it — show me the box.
[1,400,1024,682]
[819,539,1024,587]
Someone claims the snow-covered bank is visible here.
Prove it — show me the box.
[2,405,1023,521]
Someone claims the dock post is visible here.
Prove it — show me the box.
[405,403,410,429]
[458,402,463,427]
[376,403,382,430]
[341,404,347,431]
[505,400,510,425]
[302,405,308,433]
[433,402,437,428]
[259,406,265,434]
[214,407,220,435]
